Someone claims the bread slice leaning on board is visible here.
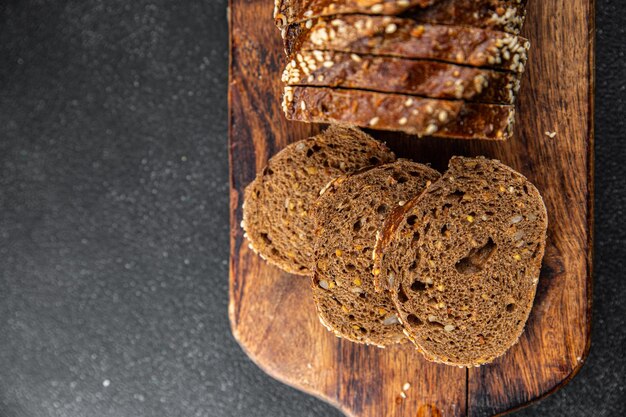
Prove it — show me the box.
[372,157,548,367]
[312,160,441,347]
[242,126,395,276]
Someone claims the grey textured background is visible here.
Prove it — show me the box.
[0,1,624,416]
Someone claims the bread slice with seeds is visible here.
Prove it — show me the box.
[284,16,529,73]
[312,160,441,346]
[283,51,521,104]
[242,126,395,276]
[273,0,439,31]
[402,0,528,35]
[373,156,548,366]
[283,86,515,140]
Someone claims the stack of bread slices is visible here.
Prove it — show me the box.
[275,0,530,140]
[242,127,547,367]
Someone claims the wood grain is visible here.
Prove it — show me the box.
[228,0,594,416]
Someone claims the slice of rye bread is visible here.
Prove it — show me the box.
[401,0,528,35]
[273,0,439,30]
[283,86,516,140]
[282,51,521,104]
[372,156,548,366]
[242,126,395,276]
[312,160,441,346]
[284,16,529,73]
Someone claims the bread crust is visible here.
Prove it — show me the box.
[312,160,441,346]
[274,0,439,30]
[373,157,548,367]
[242,126,395,275]
[402,0,528,35]
[283,86,516,140]
[284,16,529,73]
[283,50,521,104]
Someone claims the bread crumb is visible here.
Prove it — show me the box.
[402,382,411,391]
[545,131,557,138]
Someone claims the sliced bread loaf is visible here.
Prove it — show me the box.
[373,156,548,366]
[284,16,529,73]
[312,160,441,346]
[283,50,521,104]
[283,86,515,140]
[274,0,438,30]
[242,126,395,275]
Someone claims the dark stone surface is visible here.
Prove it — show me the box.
[0,0,623,416]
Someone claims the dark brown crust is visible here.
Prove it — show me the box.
[283,51,521,104]
[274,0,439,30]
[284,16,529,73]
[283,86,515,140]
[401,0,528,35]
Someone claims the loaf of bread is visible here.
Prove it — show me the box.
[283,86,515,140]
[283,50,521,104]
[312,160,440,346]
[284,16,529,73]
[373,157,547,366]
[242,126,395,275]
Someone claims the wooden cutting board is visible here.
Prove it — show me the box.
[228,1,594,416]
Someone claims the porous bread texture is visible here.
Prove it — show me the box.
[373,157,547,366]
[242,126,395,276]
[312,160,441,346]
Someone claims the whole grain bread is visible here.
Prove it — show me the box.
[274,0,438,30]
[283,50,521,104]
[312,160,441,346]
[401,0,528,34]
[283,86,515,140]
[242,126,395,276]
[373,157,548,366]
[284,16,529,73]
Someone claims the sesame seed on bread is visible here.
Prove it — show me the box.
[284,16,529,72]
[283,86,516,140]
[274,0,438,31]
[402,0,528,35]
[283,50,521,104]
